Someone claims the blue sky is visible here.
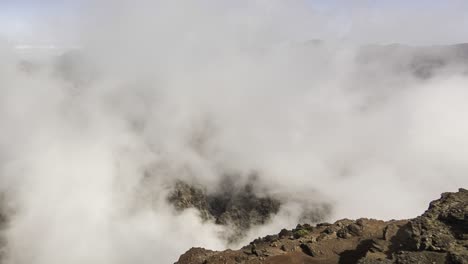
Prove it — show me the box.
[0,0,82,43]
[2,0,465,17]
[1,0,468,45]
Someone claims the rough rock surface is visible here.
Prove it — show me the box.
[175,188,468,264]
[168,179,282,242]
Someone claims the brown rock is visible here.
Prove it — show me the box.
[175,189,468,264]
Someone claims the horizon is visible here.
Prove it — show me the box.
[2,1,468,45]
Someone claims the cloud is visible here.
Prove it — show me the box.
[0,1,467,263]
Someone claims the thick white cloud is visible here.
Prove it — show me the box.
[0,1,467,263]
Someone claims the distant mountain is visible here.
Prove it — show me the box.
[355,43,468,79]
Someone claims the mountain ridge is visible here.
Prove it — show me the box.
[175,188,468,264]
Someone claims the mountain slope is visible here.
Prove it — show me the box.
[175,188,468,264]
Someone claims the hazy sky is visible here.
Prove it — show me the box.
[1,0,468,45]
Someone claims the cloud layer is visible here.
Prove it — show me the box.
[0,1,467,263]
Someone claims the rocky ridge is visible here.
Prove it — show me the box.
[175,188,468,264]
[167,177,332,244]
[168,179,282,243]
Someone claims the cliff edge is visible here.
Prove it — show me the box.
[175,188,468,264]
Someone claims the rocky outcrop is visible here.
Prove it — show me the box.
[175,188,468,264]
[168,179,281,243]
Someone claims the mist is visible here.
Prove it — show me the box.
[1,1,468,263]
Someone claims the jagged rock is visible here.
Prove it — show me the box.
[278,228,293,239]
[348,223,364,236]
[168,178,282,242]
[299,243,316,257]
[176,248,217,264]
[408,188,468,259]
[167,173,332,243]
[175,188,468,264]
[168,181,212,220]
[395,251,448,264]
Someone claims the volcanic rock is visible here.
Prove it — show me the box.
[175,188,468,264]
